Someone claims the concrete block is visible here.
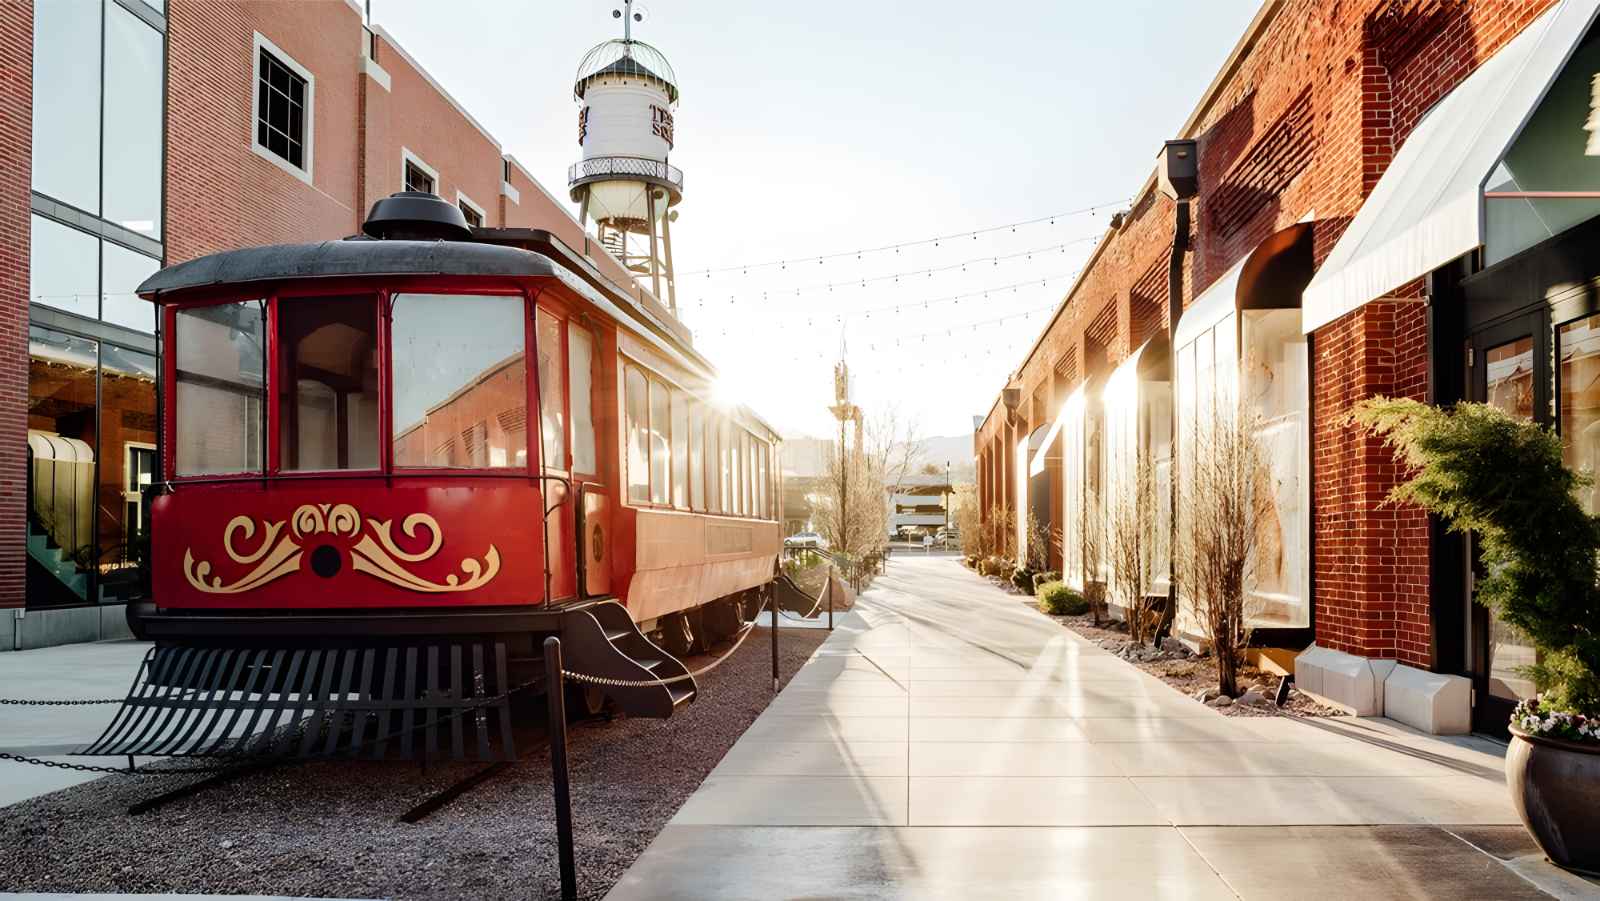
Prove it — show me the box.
[1293,644,1392,716]
[1383,664,1472,734]
[0,613,14,652]
[99,604,133,641]
[16,606,102,650]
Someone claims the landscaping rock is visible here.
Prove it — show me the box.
[1159,637,1190,657]
[1194,687,1222,703]
[1237,690,1268,707]
[1208,694,1234,708]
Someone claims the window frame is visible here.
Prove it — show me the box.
[402,147,439,196]
[250,32,314,184]
[566,321,598,477]
[534,306,570,476]
[269,290,384,475]
[163,284,535,483]
[456,191,486,229]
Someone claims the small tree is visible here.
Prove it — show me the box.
[1354,398,1600,717]
[1109,457,1159,643]
[1175,405,1266,697]
[1023,510,1058,573]
[1080,484,1107,624]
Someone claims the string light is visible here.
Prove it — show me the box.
[682,198,1131,277]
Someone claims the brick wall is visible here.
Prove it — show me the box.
[0,2,31,609]
[975,0,1556,669]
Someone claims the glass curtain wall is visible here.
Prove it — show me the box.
[27,0,166,608]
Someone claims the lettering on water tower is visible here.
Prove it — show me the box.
[650,104,675,148]
[578,107,589,144]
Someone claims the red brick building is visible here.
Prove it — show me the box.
[3,0,672,648]
[976,0,1600,734]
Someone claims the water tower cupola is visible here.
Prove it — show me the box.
[568,0,683,311]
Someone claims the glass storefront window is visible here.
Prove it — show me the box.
[1486,337,1536,420]
[30,216,99,320]
[103,2,164,238]
[391,294,526,469]
[174,301,266,476]
[97,346,156,602]
[101,242,159,333]
[277,296,379,471]
[32,0,101,213]
[1560,314,1600,514]
[1484,35,1600,265]
[27,327,98,604]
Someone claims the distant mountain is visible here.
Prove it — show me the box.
[906,434,976,484]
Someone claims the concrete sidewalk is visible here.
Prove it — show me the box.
[0,639,152,806]
[610,556,1591,900]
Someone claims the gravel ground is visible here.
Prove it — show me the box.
[0,625,827,900]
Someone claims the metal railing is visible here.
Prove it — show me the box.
[568,156,684,192]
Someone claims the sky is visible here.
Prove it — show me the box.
[368,0,1263,443]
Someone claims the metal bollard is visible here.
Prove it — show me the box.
[770,585,779,692]
[826,567,834,631]
[543,637,577,901]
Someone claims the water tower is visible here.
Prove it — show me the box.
[569,1,683,311]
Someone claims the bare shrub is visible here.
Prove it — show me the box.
[1079,484,1107,624]
[1174,404,1268,697]
[1109,456,1160,644]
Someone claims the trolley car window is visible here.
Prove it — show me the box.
[625,364,649,502]
[174,301,266,476]
[277,296,379,471]
[567,325,596,474]
[390,293,527,469]
[705,413,721,513]
[758,438,770,518]
[536,310,566,471]
[649,378,670,505]
[688,398,706,510]
[671,388,689,508]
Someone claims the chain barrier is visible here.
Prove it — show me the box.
[0,750,251,776]
[562,601,772,690]
[0,697,124,707]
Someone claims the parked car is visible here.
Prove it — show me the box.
[785,531,827,550]
[935,528,960,549]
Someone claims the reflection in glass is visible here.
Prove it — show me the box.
[568,326,596,474]
[670,388,688,508]
[30,216,99,319]
[1486,337,1535,420]
[1560,314,1600,515]
[98,346,156,602]
[104,4,164,237]
[175,302,265,475]
[705,413,721,513]
[1483,334,1540,703]
[278,297,379,471]
[649,379,670,505]
[101,242,159,332]
[536,311,566,470]
[391,294,526,469]
[28,327,98,604]
[625,365,649,503]
[32,0,101,212]
[688,399,705,511]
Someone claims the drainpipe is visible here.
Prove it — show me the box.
[1155,140,1198,645]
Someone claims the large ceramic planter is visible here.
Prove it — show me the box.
[1506,725,1600,874]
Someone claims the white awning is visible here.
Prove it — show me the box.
[1301,0,1600,334]
[1175,254,1245,351]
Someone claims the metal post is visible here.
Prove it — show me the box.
[543,637,577,901]
[770,586,780,691]
[826,566,834,631]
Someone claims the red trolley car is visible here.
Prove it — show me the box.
[127,192,783,718]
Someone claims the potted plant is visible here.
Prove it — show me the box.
[1356,398,1600,873]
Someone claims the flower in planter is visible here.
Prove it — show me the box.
[1513,699,1600,743]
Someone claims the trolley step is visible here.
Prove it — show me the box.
[560,601,697,718]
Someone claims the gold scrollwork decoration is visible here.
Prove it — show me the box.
[183,504,500,595]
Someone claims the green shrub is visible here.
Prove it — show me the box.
[1355,398,1600,717]
[1033,570,1061,594]
[1037,581,1088,616]
[1012,566,1037,595]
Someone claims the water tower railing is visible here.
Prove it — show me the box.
[568,156,684,192]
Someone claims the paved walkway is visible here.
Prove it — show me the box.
[610,556,1587,900]
[0,639,153,806]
